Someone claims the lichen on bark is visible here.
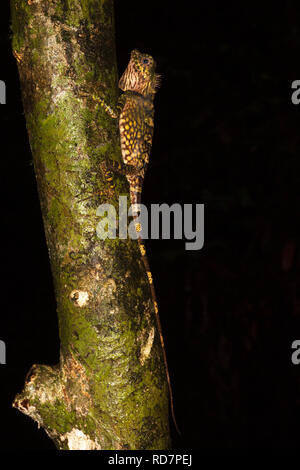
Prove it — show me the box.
[10,0,170,450]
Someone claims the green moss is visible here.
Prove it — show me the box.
[81,0,110,24]
[10,0,33,51]
[39,400,75,434]
[52,0,111,28]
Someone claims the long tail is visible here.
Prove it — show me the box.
[129,182,180,435]
[137,237,181,435]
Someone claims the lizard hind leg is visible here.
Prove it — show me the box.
[76,161,116,203]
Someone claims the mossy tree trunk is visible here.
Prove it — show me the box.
[10,0,170,450]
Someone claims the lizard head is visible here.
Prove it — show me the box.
[119,49,160,96]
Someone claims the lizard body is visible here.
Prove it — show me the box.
[94,50,179,434]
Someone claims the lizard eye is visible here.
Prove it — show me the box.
[143,58,149,64]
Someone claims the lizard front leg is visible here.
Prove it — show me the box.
[79,90,126,120]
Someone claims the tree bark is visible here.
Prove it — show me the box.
[10,0,170,450]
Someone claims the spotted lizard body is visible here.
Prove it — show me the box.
[92,49,179,434]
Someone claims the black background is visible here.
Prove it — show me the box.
[1,0,300,449]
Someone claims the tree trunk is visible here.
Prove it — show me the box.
[10,0,170,450]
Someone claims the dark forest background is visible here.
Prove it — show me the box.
[1,0,300,449]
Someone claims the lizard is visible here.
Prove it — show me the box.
[90,49,180,435]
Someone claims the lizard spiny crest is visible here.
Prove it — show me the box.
[119,49,160,96]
